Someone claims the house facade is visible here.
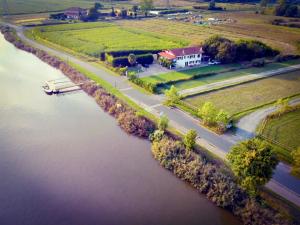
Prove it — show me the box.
[158,46,204,68]
[64,7,88,20]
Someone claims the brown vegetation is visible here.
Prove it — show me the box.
[152,136,290,225]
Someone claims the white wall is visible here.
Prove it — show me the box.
[174,54,202,68]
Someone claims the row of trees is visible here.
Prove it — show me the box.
[274,0,299,17]
[203,35,279,63]
[260,0,299,18]
[198,102,230,131]
[164,86,230,132]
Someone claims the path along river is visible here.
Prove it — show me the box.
[0,34,241,225]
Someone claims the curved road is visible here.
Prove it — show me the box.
[3,23,300,206]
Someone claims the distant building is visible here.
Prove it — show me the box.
[64,7,88,20]
[158,46,204,68]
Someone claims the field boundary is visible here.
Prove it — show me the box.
[181,66,300,98]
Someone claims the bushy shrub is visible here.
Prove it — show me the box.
[118,111,155,138]
[203,35,279,63]
[251,58,265,67]
[136,54,154,65]
[128,74,157,93]
[112,56,130,67]
[151,135,289,224]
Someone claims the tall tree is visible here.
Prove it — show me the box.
[198,102,217,125]
[227,138,278,195]
[291,147,300,178]
[260,0,268,8]
[158,115,169,131]
[140,0,153,16]
[208,0,216,10]
[184,130,197,151]
[94,2,103,10]
[165,85,181,106]
[128,53,137,66]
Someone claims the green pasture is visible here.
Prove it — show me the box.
[183,70,300,116]
[261,109,300,163]
[141,64,241,85]
[168,59,300,91]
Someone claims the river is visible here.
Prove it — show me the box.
[0,34,241,225]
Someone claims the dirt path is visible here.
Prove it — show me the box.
[235,98,300,140]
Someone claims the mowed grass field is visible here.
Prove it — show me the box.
[117,12,300,54]
[0,0,95,15]
[141,63,241,85]
[183,70,300,116]
[29,22,187,56]
[261,108,300,163]
[142,59,300,91]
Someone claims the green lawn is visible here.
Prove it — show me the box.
[141,64,241,85]
[261,108,300,163]
[183,70,300,116]
[29,22,186,57]
[170,60,300,91]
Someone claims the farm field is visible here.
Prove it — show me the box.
[117,12,300,54]
[260,108,300,163]
[182,70,300,116]
[29,22,187,56]
[0,0,96,15]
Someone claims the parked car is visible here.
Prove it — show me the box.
[208,60,221,65]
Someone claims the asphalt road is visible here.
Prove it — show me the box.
[6,23,300,206]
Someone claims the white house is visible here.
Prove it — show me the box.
[158,46,204,68]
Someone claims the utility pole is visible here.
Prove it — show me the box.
[166,0,170,9]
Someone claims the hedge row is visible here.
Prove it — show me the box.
[128,74,157,93]
[157,9,189,15]
[111,54,154,67]
[107,49,160,58]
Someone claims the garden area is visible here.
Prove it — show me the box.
[259,107,300,164]
[182,70,300,117]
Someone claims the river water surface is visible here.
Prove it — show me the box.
[0,34,241,225]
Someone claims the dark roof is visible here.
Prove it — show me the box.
[65,7,87,13]
[169,46,204,57]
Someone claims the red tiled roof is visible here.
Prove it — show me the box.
[158,51,176,60]
[169,46,204,57]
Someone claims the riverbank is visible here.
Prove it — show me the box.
[0,25,294,225]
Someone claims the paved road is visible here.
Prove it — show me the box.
[6,24,300,206]
[179,64,300,96]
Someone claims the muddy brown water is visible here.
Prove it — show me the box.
[0,34,241,225]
